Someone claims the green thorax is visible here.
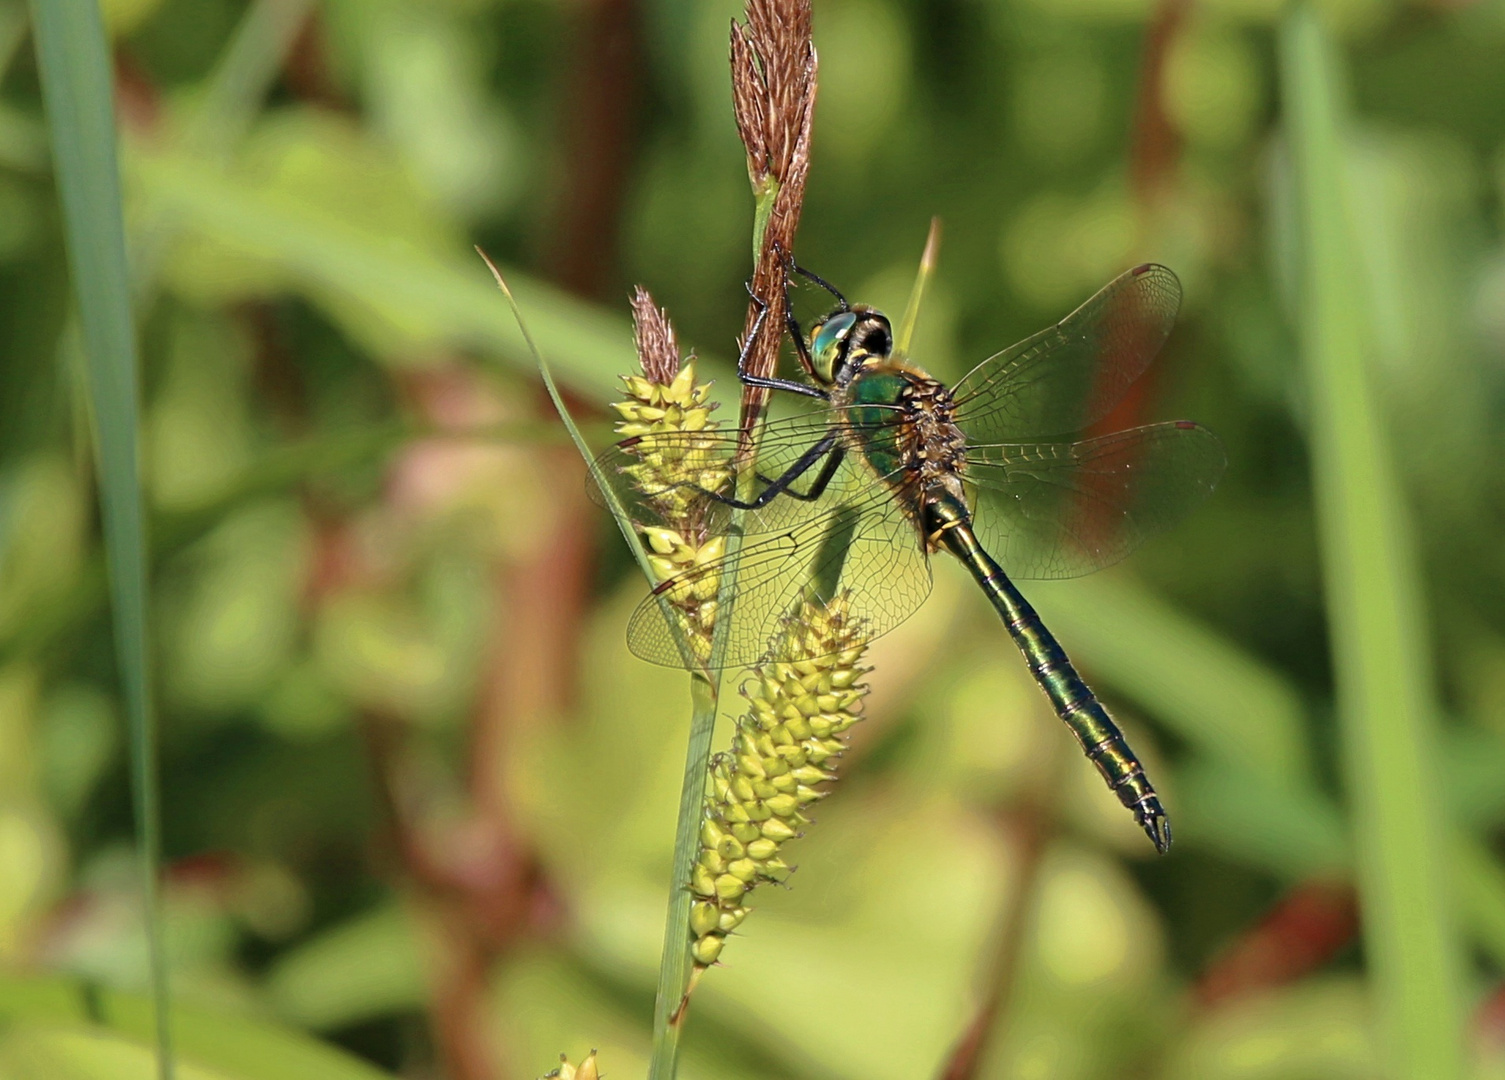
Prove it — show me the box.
[834,360,967,507]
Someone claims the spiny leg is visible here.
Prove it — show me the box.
[740,278,828,400]
[758,445,845,502]
[663,433,840,512]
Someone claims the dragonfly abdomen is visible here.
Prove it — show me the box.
[927,495,1172,853]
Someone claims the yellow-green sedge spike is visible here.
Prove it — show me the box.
[690,591,870,968]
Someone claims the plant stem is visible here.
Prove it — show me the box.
[1279,6,1463,1077]
[648,670,720,1080]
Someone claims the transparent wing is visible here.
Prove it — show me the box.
[967,421,1225,580]
[623,452,933,669]
[951,264,1181,442]
[588,405,906,537]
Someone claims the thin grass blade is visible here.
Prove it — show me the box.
[477,249,721,1079]
[27,0,172,1076]
[894,216,941,358]
[1279,6,1463,1076]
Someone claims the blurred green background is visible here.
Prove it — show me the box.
[3,0,1505,1077]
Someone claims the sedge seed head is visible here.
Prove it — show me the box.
[688,591,870,969]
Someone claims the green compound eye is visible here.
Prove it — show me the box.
[810,311,857,382]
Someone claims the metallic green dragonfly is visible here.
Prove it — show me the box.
[596,263,1224,852]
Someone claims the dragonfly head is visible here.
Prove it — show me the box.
[808,306,893,385]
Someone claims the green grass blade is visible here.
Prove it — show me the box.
[27,1,172,1077]
[648,670,717,1080]
[1279,6,1463,1077]
[894,217,941,359]
[475,249,655,586]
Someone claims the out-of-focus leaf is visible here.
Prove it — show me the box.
[1162,977,1376,1080]
[163,502,308,714]
[0,978,394,1079]
[263,903,424,1031]
[340,0,520,217]
[1176,759,1347,878]
[0,454,88,645]
[129,142,645,399]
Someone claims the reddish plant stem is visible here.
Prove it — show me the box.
[937,764,1060,1080]
[1194,879,1358,1007]
[283,9,348,110]
[549,0,643,298]
[1128,0,1191,207]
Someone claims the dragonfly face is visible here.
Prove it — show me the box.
[807,305,893,386]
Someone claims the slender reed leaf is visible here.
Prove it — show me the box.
[1279,6,1463,1076]
[27,0,172,1076]
[894,217,941,359]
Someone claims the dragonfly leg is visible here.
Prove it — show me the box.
[736,280,828,401]
[695,433,839,511]
[735,285,770,375]
[790,259,849,310]
[739,372,829,401]
[758,445,844,502]
[782,267,818,379]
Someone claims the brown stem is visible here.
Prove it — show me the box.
[283,9,348,110]
[1128,0,1192,207]
[1193,879,1358,1007]
[549,0,643,299]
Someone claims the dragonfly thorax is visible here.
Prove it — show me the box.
[837,363,970,549]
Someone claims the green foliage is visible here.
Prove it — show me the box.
[4,0,1505,1077]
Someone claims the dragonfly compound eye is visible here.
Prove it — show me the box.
[809,310,858,383]
[856,315,892,358]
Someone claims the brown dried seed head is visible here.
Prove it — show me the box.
[730,0,818,405]
[731,0,814,186]
[630,285,682,386]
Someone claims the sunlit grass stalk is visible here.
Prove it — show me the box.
[1279,6,1463,1077]
[643,4,817,1077]
[27,0,173,1076]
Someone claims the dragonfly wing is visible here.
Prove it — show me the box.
[966,421,1225,580]
[590,429,738,533]
[625,454,933,669]
[951,264,1181,442]
[589,407,907,537]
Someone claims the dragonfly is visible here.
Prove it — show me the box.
[595,262,1224,853]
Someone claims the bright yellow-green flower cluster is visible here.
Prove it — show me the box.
[613,359,731,663]
[689,593,870,966]
[612,363,731,522]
